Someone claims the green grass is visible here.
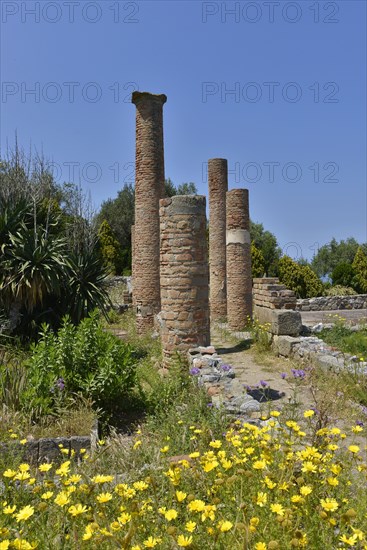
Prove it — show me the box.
[319,325,367,358]
[1,311,367,548]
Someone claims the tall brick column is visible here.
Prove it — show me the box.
[131,91,167,332]
[131,224,135,307]
[226,189,252,330]
[208,158,228,322]
[160,195,210,364]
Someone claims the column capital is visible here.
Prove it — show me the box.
[132,91,167,106]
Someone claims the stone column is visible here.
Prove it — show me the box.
[208,158,228,322]
[131,224,135,307]
[160,195,210,364]
[131,91,167,332]
[226,189,252,330]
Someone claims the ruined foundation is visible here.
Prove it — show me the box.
[160,195,210,364]
[226,189,253,330]
[131,91,167,332]
[253,277,301,336]
[208,158,228,322]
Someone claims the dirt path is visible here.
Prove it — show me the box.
[210,325,367,451]
[210,325,354,419]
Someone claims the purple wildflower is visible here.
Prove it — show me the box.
[356,420,364,427]
[260,380,269,388]
[281,372,287,379]
[190,367,200,376]
[291,369,306,379]
[56,378,65,391]
[221,364,232,372]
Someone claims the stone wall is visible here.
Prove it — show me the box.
[0,422,98,463]
[253,278,297,309]
[296,294,367,311]
[272,334,367,375]
[253,278,301,336]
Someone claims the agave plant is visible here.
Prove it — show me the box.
[0,224,67,313]
[0,198,30,247]
[63,245,111,325]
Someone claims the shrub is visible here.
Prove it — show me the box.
[352,246,367,293]
[325,285,357,296]
[278,256,323,298]
[20,312,136,421]
[278,256,305,297]
[302,264,325,298]
[331,263,356,288]
[251,243,265,278]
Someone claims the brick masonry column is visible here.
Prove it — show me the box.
[226,189,252,330]
[208,158,228,322]
[131,91,167,332]
[131,224,135,307]
[160,195,210,364]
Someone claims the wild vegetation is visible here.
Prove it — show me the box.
[1,142,367,548]
[0,313,366,549]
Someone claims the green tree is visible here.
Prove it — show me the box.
[97,184,135,256]
[97,220,124,275]
[311,237,365,278]
[279,255,323,298]
[97,179,198,271]
[176,182,197,195]
[331,263,356,288]
[251,243,265,278]
[250,221,281,276]
[164,178,197,197]
[352,246,367,293]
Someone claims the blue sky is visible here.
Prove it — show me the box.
[1,0,366,260]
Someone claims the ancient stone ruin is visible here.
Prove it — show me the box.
[208,158,228,322]
[159,195,210,364]
[130,90,304,363]
[226,189,252,331]
[253,277,301,336]
[131,224,135,307]
[131,91,167,333]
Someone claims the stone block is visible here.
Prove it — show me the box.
[273,335,302,356]
[38,438,70,461]
[23,440,40,464]
[254,305,302,336]
[314,354,346,371]
[272,310,302,336]
[70,436,91,457]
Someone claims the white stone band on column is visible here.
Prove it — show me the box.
[226,229,251,246]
